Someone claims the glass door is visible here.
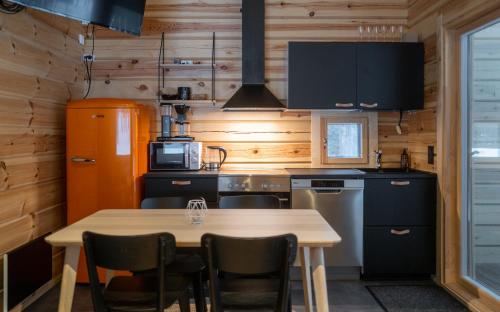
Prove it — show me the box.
[461,19,500,297]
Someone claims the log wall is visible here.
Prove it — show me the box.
[0,10,83,297]
[401,0,439,172]
[85,0,409,169]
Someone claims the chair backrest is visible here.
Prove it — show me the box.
[201,233,297,312]
[141,196,190,209]
[83,231,176,311]
[218,195,281,209]
[83,231,176,271]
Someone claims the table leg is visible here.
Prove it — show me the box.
[299,247,313,312]
[192,271,207,312]
[58,246,80,312]
[311,247,329,312]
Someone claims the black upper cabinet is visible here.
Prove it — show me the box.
[287,42,424,111]
[288,42,357,109]
[357,43,424,110]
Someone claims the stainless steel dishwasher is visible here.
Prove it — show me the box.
[292,179,364,268]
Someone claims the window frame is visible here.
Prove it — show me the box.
[320,116,369,165]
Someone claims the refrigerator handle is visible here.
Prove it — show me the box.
[71,156,96,164]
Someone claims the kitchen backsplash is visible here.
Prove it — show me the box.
[149,107,421,170]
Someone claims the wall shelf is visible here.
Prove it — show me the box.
[160,63,216,69]
[158,32,216,104]
[159,100,218,107]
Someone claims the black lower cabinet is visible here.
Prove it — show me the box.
[363,226,435,277]
[144,176,218,208]
[362,174,436,278]
[364,178,436,226]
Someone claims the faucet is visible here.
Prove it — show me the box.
[374,150,382,169]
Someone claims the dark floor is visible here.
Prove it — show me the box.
[24,279,466,312]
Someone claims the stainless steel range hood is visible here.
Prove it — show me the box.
[222,0,285,111]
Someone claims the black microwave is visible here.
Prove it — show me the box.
[149,142,202,171]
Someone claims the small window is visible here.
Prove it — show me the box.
[321,117,368,164]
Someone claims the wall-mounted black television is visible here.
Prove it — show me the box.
[10,0,146,36]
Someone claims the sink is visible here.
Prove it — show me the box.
[359,168,413,173]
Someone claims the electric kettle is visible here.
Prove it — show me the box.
[205,146,227,171]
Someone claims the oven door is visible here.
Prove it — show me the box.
[150,142,189,170]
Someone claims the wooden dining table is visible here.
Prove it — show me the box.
[45,209,341,312]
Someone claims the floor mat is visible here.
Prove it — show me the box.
[165,303,200,312]
[164,303,299,312]
[366,284,468,312]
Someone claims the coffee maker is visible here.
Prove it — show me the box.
[157,103,194,141]
[173,104,193,140]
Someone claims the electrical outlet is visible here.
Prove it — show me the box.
[428,145,435,165]
[82,54,95,62]
[78,34,85,45]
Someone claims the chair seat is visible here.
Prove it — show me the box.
[220,278,280,309]
[104,275,190,311]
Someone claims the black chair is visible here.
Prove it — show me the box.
[140,196,207,312]
[201,233,298,312]
[141,196,191,209]
[83,231,191,312]
[218,195,282,209]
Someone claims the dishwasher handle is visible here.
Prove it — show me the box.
[313,189,344,195]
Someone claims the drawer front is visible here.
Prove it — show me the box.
[363,226,435,276]
[144,177,218,202]
[364,178,436,226]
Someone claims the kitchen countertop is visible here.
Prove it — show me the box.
[144,170,219,178]
[358,168,437,179]
[285,168,365,179]
[286,168,436,179]
[144,168,290,178]
[219,169,290,176]
[144,168,436,179]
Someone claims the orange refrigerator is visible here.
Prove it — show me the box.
[66,98,151,282]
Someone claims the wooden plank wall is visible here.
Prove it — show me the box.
[85,0,409,169]
[0,10,83,296]
[402,0,439,172]
[405,0,497,173]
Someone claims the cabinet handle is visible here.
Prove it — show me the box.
[360,102,378,108]
[172,180,192,186]
[391,181,410,186]
[335,103,354,108]
[391,229,411,236]
[71,156,96,164]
